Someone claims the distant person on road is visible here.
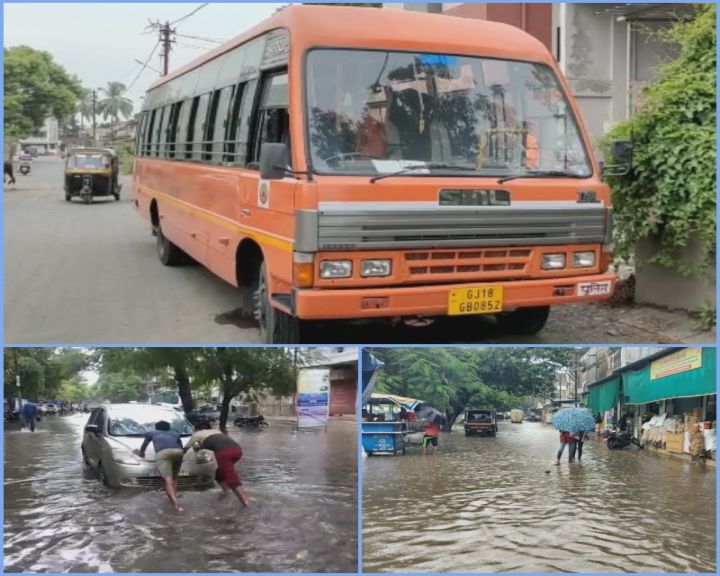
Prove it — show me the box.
[422,418,441,456]
[21,401,38,432]
[554,430,575,465]
[134,420,184,512]
[184,421,249,507]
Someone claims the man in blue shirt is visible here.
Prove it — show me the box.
[134,420,184,512]
[21,401,38,432]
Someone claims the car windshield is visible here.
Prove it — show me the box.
[306,49,591,177]
[107,408,193,437]
[468,411,492,421]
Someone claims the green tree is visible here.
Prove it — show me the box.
[197,348,297,432]
[98,82,133,125]
[57,376,90,403]
[4,46,85,139]
[370,348,574,429]
[76,90,94,131]
[4,348,91,401]
[91,371,147,403]
[604,5,716,276]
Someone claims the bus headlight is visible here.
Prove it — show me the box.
[320,260,352,279]
[541,253,566,270]
[573,251,596,268]
[361,260,391,277]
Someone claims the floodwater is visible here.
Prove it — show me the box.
[4,413,357,573]
[363,421,716,573]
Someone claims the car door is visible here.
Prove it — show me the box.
[83,408,102,467]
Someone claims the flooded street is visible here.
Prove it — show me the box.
[4,413,357,573]
[363,421,716,573]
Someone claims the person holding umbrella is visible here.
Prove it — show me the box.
[552,407,596,465]
[422,416,441,456]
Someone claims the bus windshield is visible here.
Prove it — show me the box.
[306,49,592,178]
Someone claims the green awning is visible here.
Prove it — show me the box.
[624,348,716,405]
[586,375,620,414]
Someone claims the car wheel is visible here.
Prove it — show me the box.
[97,460,110,486]
[254,262,301,343]
[156,222,185,266]
[496,306,550,335]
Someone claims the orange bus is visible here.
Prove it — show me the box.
[133,5,616,343]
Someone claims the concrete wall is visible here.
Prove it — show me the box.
[635,236,716,311]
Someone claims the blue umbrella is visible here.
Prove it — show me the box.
[552,407,596,433]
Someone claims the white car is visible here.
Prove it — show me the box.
[81,403,216,488]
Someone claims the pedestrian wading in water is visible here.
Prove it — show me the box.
[554,430,576,465]
[135,420,184,512]
[422,417,441,456]
[185,422,250,506]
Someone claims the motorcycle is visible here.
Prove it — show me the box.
[18,161,31,176]
[233,415,268,429]
[606,428,643,450]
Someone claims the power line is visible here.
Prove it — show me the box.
[175,42,213,51]
[174,32,227,44]
[170,3,209,26]
[126,42,160,93]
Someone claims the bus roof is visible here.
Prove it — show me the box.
[148,5,551,92]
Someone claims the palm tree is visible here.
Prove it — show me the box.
[98,82,133,126]
[76,92,94,131]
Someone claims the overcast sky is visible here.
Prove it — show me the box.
[4,3,285,109]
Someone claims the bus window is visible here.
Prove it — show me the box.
[144,109,156,157]
[153,107,166,157]
[136,112,148,156]
[157,105,172,158]
[249,72,289,167]
[166,101,183,159]
[223,83,246,164]
[236,79,258,166]
[204,86,234,164]
[185,94,209,161]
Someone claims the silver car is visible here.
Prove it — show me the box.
[81,403,216,488]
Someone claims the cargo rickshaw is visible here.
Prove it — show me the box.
[464,409,498,436]
[64,148,121,204]
[362,394,425,456]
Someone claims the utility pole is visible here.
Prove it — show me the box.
[14,349,21,412]
[574,348,580,406]
[159,21,174,76]
[92,89,97,147]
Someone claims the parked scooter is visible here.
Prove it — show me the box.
[233,415,268,429]
[606,429,643,450]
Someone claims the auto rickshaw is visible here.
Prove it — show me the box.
[64,148,121,204]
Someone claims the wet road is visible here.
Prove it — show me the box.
[4,413,357,573]
[363,421,716,573]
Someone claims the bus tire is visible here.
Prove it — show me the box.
[156,223,185,266]
[255,262,300,344]
[495,306,550,335]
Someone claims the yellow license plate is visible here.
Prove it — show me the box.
[448,285,503,315]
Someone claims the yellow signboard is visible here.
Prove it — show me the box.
[650,348,702,380]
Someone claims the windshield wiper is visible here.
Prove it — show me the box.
[497,171,589,184]
[369,163,479,184]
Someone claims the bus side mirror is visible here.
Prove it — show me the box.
[602,140,633,177]
[259,143,289,180]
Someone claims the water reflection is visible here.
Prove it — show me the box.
[4,414,357,573]
[363,422,716,573]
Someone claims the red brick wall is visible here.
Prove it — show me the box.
[445,3,552,52]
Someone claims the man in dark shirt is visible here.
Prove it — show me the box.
[21,402,38,432]
[185,422,249,507]
[135,420,184,512]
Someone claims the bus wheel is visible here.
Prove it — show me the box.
[255,262,300,344]
[156,223,185,266]
[495,306,550,335]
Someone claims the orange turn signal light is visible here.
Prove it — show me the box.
[293,262,314,288]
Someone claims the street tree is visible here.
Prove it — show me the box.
[4,46,85,140]
[76,90,94,131]
[3,348,92,401]
[98,82,133,125]
[370,347,575,429]
[57,376,90,404]
[197,348,296,432]
[91,371,147,403]
[98,348,202,411]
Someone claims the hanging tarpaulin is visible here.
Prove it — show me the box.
[624,348,716,405]
[586,375,620,414]
[362,350,383,405]
[297,368,330,428]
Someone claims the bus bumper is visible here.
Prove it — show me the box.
[293,273,615,320]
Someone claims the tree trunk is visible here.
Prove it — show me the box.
[174,364,194,412]
[444,408,463,432]
[219,390,234,433]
